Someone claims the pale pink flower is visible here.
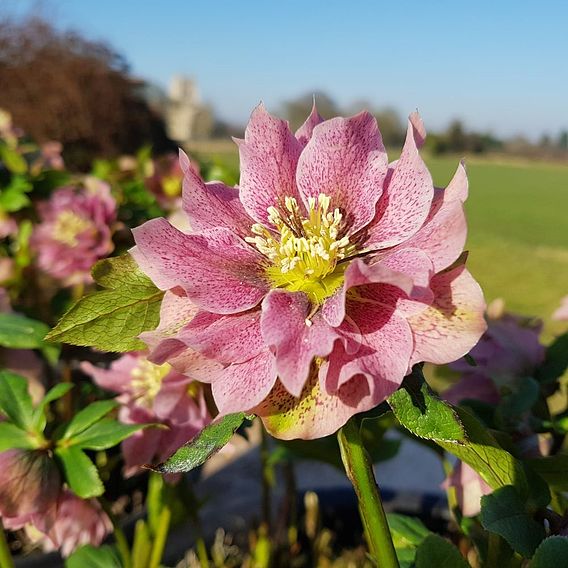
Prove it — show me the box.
[553,296,568,321]
[82,352,210,475]
[40,490,112,557]
[446,308,545,405]
[146,153,186,209]
[131,104,486,439]
[0,214,17,239]
[442,461,492,516]
[31,181,116,285]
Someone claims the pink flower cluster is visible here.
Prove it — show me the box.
[31,180,116,286]
[131,104,486,440]
[82,351,210,476]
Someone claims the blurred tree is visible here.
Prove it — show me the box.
[283,91,340,131]
[557,130,568,151]
[0,16,176,169]
[374,108,404,147]
[446,120,467,153]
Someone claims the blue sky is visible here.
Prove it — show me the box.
[4,0,567,138]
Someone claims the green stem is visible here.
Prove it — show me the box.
[99,499,132,568]
[196,536,210,568]
[0,521,14,568]
[149,506,171,568]
[338,418,399,568]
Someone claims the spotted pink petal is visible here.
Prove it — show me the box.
[236,104,303,225]
[324,298,413,392]
[296,111,388,234]
[181,167,253,238]
[445,160,469,202]
[295,102,324,147]
[364,113,434,249]
[322,257,414,327]
[212,350,277,415]
[131,220,269,314]
[261,290,340,397]
[181,309,264,365]
[408,263,486,366]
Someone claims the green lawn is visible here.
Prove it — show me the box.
[190,143,568,334]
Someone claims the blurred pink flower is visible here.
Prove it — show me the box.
[442,461,492,516]
[0,213,17,239]
[553,296,568,321]
[40,490,112,558]
[132,104,486,440]
[31,180,116,286]
[36,141,65,171]
[0,449,60,528]
[446,306,545,405]
[145,153,187,209]
[82,352,210,475]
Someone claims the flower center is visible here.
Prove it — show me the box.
[52,211,93,247]
[246,194,355,305]
[130,359,171,407]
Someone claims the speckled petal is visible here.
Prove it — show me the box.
[364,113,434,249]
[322,257,414,327]
[445,160,469,202]
[408,264,486,366]
[212,350,277,415]
[295,102,324,147]
[296,111,388,234]
[237,104,303,225]
[261,290,339,397]
[131,220,269,314]
[181,309,264,365]
[182,166,254,238]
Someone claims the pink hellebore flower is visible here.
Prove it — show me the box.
[146,153,187,209]
[40,490,112,557]
[131,104,486,440]
[31,180,116,286]
[82,352,210,475]
[445,305,545,406]
[553,296,568,321]
[442,461,492,517]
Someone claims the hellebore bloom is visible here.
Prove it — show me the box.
[82,352,210,475]
[442,461,492,517]
[445,302,545,406]
[31,180,116,286]
[146,153,186,209]
[131,104,486,439]
[553,296,568,321]
[39,490,112,557]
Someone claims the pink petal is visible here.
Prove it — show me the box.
[324,299,413,392]
[322,257,414,327]
[181,309,264,364]
[445,160,469,202]
[261,290,339,397]
[296,111,388,234]
[364,113,434,249]
[408,264,487,366]
[81,354,140,395]
[182,167,254,238]
[444,374,501,406]
[552,295,568,321]
[295,102,324,146]
[131,220,269,314]
[236,104,303,225]
[212,350,277,414]
[256,370,386,440]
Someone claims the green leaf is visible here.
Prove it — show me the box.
[527,455,568,491]
[62,400,117,440]
[0,176,32,212]
[536,332,568,384]
[0,370,34,430]
[436,407,527,492]
[155,412,248,473]
[0,422,40,451]
[498,377,540,419]
[387,513,431,547]
[388,367,465,443]
[67,418,147,451]
[415,534,470,568]
[66,544,122,568]
[0,312,51,349]
[480,485,545,558]
[0,144,27,174]
[46,253,164,352]
[55,445,104,498]
[32,383,74,431]
[530,537,568,567]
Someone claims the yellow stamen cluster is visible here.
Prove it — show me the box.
[52,211,93,247]
[130,359,171,407]
[246,194,354,304]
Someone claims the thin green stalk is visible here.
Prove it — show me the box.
[99,499,132,568]
[338,418,399,568]
[0,521,14,568]
[196,536,210,568]
[149,506,171,568]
